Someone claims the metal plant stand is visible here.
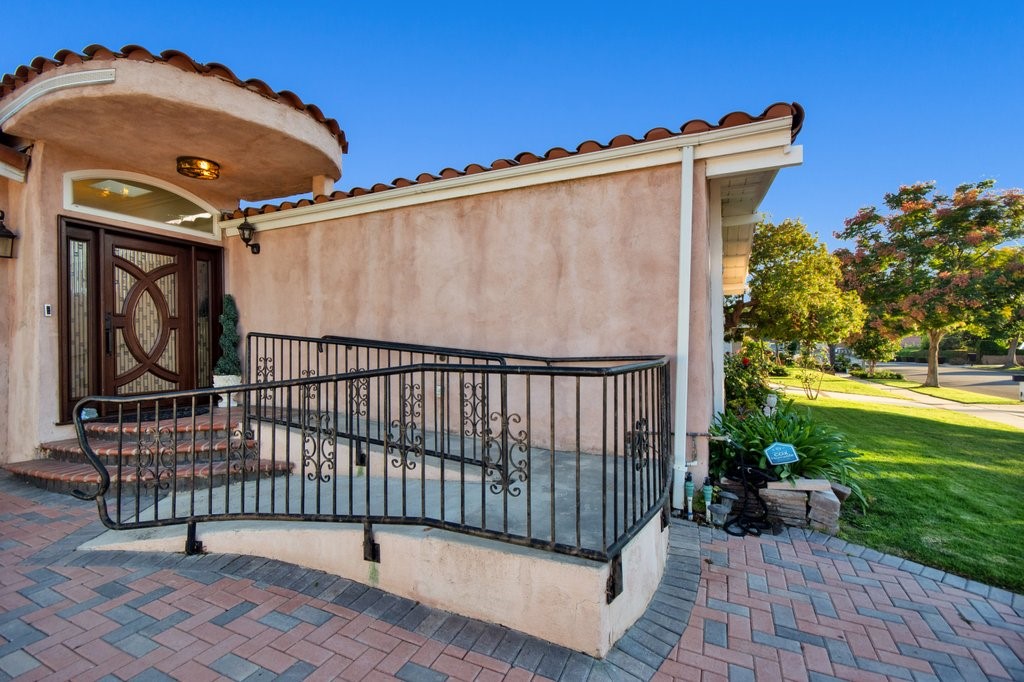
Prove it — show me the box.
[724,458,779,537]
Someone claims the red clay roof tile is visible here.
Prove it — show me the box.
[223,101,804,220]
[0,44,348,153]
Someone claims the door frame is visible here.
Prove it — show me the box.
[57,217,224,423]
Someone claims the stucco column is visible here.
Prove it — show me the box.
[708,182,725,417]
[0,178,10,459]
[3,141,57,462]
[685,161,712,483]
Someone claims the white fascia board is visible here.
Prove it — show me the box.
[222,116,798,233]
[0,162,26,183]
[0,69,117,127]
[705,145,802,179]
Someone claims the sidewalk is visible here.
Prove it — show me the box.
[2,473,1022,681]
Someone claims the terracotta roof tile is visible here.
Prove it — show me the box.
[0,44,348,153]
[224,101,804,220]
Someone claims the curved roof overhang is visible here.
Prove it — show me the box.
[0,46,346,207]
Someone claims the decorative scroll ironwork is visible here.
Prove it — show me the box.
[228,426,259,476]
[137,425,178,490]
[256,356,275,402]
[461,380,487,437]
[347,368,369,417]
[300,368,318,403]
[482,411,529,496]
[301,410,336,483]
[387,380,423,470]
[627,418,651,471]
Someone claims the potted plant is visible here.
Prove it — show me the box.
[212,294,242,405]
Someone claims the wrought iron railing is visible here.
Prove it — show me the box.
[72,334,671,565]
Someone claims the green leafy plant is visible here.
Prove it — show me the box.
[831,354,852,373]
[709,400,870,510]
[723,340,779,415]
[796,348,829,400]
[214,294,242,376]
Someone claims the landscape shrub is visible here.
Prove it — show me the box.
[849,369,903,380]
[724,341,779,415]
[832,354,852,373]
[978,339,1008,355]
[709,400,869,510]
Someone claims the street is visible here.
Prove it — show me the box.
[882,362,1021,401]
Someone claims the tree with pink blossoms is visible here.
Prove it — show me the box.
[836,180,1024,387]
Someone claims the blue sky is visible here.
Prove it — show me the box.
[3,2,1022,250]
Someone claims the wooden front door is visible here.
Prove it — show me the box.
[60,219,221,420]
[102,234,192,396]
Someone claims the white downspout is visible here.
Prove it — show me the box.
[672,144,695,512]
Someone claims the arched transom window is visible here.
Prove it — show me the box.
[67,174,215,234]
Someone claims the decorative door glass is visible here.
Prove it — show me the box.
[111,246,180,394]
[68,239,92,400]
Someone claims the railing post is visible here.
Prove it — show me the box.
[185,520,203,555]
[363,521,380,562]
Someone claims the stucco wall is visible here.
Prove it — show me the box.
[228,166,683,359]
[227,165,689,456]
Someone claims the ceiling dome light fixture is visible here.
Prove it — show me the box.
[176,156,221,180]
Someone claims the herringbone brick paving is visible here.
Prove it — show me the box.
[0,472,1021,681]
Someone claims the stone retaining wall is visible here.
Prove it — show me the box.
[719,478,849,535]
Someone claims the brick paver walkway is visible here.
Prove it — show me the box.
[661,529,1024,682]
[1,472,1021,681]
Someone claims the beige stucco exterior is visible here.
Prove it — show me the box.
[228,165,681,357]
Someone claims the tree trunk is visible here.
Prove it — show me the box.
[1004,336,1021,369]
[868,360,877,376]
[925,329,943,387]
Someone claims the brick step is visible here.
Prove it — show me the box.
[82,407,238,437]
[41,437,253,466]
[4,458,292,496]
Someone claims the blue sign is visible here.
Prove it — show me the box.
[765,442,799,466]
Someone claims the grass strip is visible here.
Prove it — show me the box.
[772,372,908,399]
[868,378,1020,405]
[788,394,1024,592]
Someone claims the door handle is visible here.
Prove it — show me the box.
[104,313,113,356]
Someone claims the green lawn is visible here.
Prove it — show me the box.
[868,378,1020,405]
[772,372,907,399]
[787,394,1024,592]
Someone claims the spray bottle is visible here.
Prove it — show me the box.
[684,472,694,521]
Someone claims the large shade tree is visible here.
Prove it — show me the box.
[726,218,865,350]
[836,180,1024,386]
[978,247,1024,368]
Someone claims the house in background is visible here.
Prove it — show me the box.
[0,44,802,654]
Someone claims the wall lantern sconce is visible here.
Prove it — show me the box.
[176,156,220,180]
[237,218,260,255]
[0,210,18,259]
